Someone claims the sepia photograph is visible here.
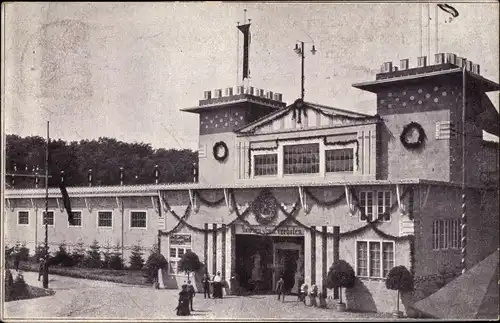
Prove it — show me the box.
[1,1,499,321]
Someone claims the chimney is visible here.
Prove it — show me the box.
[236,86,245,95]
[266,91,274,99]
[204,90,212,100]
[380,62,393,73]
[466,60,473,71]
[259,89,265,97]
[248,86,255,95]
[456,57,467,68]
[417,56,427,67]
[446,53,457,65]
[434,53,445,64]
[472,63,481,75]
[400,59,409,70]
[213,89,222,98]
[225,87,234,96]
[393,66,399,72]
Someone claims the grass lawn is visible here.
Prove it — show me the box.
[17,261,149,286]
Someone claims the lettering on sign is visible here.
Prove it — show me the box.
[236,225,303,236]
[169,234,192,246]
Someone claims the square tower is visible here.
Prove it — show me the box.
[181,86,286,185]
[353,53,499,184]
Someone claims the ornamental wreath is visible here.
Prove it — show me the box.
[213,141,229,162]
[252,190,278,225]
[400,122,426,149]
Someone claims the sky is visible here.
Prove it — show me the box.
[2,1,499,151]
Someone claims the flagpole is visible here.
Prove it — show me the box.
[43,121,49,289]
[435,4,438,54]
[419,4,423,57]
[461,66,467,275]
[427,3,431,59]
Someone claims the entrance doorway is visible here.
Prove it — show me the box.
[235,234,303,294]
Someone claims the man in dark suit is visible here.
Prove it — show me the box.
[186,280,196,311]
[276,276,285,302]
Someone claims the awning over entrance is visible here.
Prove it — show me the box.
[412,250,499,319]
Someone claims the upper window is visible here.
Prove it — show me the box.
[433,219,460,250]
[325,148,354,173]
[356,240,394,278]
[377,191,391,221]
[98,211,113,227]
[42,211,54,226]
[359,191,374,221]
[283,143,320,174]
[254,154,278,176]
[130,211,147,228]
[69,211,82,227]
[18,211,29,225]
[359,191,391,222]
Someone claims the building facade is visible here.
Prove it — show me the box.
[4,53,499,314]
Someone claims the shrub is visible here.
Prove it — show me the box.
[326,259,356,305]
[18,244,30,262]
[102,243,113,269]
[33,245,47,263]
[386,265,414,314]
[129,245,145,270]
[5,269,14,300]
[49,243,74,267]
[71,242,86,267]
[109,244,124,270]
[85,240,103,268]
[9,272,29,301]
[178,251,202,281]
[143,246,168,284]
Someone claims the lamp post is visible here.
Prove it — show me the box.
[294,41,317,101]
[43,121,49,289]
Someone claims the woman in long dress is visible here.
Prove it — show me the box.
[213,272,223,298]
[176,285,191,316]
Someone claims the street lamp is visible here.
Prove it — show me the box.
[293,41,317,101]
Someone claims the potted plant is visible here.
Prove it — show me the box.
[177,251,202,282]
[385,265,414,318]
[143,245,168,288]
[325,259,356,312]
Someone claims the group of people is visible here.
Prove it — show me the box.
[275,277,315,305]
[175,271,224,316]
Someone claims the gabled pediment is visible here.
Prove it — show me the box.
[235,99,378,135]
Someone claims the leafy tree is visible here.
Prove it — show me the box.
[129,244,145,270]
[143,245,168,284]
[48,242,73,267]
[178,251,202,281]
[109,244,124,270]
[326,259,356,305]
[85,240,102,268]
[386,266,414,314]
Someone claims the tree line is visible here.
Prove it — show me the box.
[6,134,198,188]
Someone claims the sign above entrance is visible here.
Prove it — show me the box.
[170,234,191,246]
[235,225,304,236]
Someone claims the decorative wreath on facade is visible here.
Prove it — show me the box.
[213,141,229,162]
[252,190,278,225]
[400,122,426,149]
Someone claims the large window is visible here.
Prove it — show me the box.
[433,219,460,250]
[325,148,354,172]
[98,211,113,227]
[18,211,29,225]
[356,240,395,278]
[130,211,147,228]
[254,154,278,176]
[42,211,54,226]
[168,234,192,275]
[283,143,320,174]
[69,211,82,227]
[359,191,374,221]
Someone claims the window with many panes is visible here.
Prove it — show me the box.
[283,143,320,174]
[359,191,391,221]
[168,234,192,275]
[42,211,54,226]
[359,192,373,220]
[432,219,460,250]
[254,154,278,176]
[325,148,354,172]
[98,211,113,227]
[356,240,394,278]
[18,211,29,225]
[130,211,147,228]
[69,211,82,226]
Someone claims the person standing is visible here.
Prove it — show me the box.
[38,257,46,281]
[299,282,308,304]
[213,272,222,298]
[175,285,191,316]
[187,280,196,311]
[276,276,285,302]
[14,252,20,272]
[202,273,211,299]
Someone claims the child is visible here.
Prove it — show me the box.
[299,282,308,304]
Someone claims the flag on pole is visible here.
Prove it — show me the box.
[438,4,459,22]
[237,23,251,80]
[59,182,74,225]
